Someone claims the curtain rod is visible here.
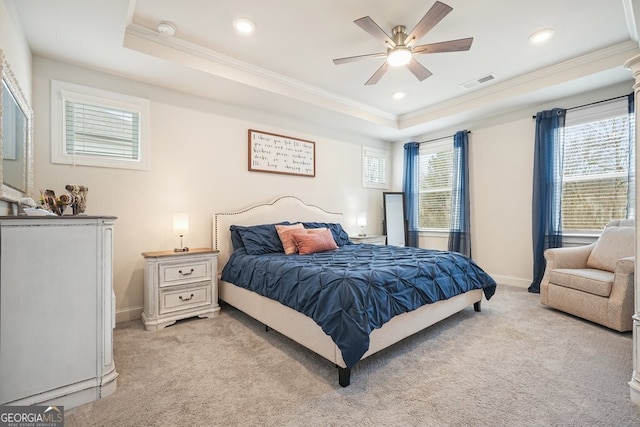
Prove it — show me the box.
[417,130,471,145]
[531,93,630,119]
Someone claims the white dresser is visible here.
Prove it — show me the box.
[0,216,118,409]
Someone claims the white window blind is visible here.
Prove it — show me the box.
[562,97,634,232]
[362,147,388,189]
[418,139,453,230]
[51,80,150,171]
[64,100,140,160]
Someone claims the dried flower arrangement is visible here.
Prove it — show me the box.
[39,185,88,215]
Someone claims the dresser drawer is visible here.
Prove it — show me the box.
[159,283,211,314]
[160,259,211,286]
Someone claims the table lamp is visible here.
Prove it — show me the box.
[357,213,367,236]
[173,212,190,252]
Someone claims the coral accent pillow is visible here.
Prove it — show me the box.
[275,223,305,254]
[301,222,351,246]
[292,229,338,255]
[306,227,327,234]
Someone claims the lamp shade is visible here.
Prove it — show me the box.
[357,213,367,227]
[173,213,189,236]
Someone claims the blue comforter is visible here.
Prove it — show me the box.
[221,244,496,368]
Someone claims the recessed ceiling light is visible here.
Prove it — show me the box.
[157,21,176,36]
[233,18,256,34]
[529,28,554,44]
[392,91,406,100]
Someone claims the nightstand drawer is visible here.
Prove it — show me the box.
[160,283,211,314]
[350,235,387,245]
[160,260,211,286]
[142,248,219,331]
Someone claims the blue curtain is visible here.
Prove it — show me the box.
[627,93,635,219]
[448,130,471,257]
[403,142,420,247]
[529,108,565,293]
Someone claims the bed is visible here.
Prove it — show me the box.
[213,196,496,386]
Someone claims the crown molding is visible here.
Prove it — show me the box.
[622,0,640,42]
[399,40,639,130]
[123,24,638,136]
[123,24,398,129]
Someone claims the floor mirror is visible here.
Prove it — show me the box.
[383,192,407,246]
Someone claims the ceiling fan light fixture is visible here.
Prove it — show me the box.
[233,18,256,34]
[387,47,412,67]
[529,28,554,44]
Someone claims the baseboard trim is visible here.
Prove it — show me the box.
[489,274,531,289]
[116,306,143,324]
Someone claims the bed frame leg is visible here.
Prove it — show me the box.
[474,301,481,312]
[338,367,351,387]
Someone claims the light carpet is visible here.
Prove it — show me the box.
[66,285,640,426]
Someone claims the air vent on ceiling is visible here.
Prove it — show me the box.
[460,73,496,89]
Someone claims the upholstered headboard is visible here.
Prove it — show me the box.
[213,196,343,269]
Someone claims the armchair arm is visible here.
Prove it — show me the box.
[608,256,635,331]
[615,256,635,275]
[543,243,595,270]
[540,243,596,304]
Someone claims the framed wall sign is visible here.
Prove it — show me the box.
[248,129,315,177]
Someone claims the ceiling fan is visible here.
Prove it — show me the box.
[332,1,473,85]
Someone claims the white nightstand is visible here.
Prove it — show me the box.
[141,248,220,331]
[349,235,387,245]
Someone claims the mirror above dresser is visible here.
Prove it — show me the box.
[0,48,34,205]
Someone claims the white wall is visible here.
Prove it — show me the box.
[391,81,634,288]
[31,57,389,322]
[470,118,536,287]
[0,1,30,99]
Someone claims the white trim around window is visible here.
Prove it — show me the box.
[362,146,389,189]
[51,80,151,171]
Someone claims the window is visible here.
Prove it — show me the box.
[417,138,453,230]
[562,97,634,233]
[362,146,388,189]
[51,80,150,170]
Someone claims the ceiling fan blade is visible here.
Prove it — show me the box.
[333,52,387,65]
[406,59,433,81]
[404,1,453,47]
[365,62,389,85]
[354,16,395,47]
[412,37,474,54]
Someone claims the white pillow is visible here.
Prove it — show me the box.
[586,226,634,272]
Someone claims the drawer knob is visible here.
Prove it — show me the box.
[178,268,194,276]
[179,293,194,302]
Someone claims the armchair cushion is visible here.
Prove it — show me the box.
[586,225,634,272]
[548,268,614,297]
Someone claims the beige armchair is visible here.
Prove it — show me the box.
[540,219,635,332]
